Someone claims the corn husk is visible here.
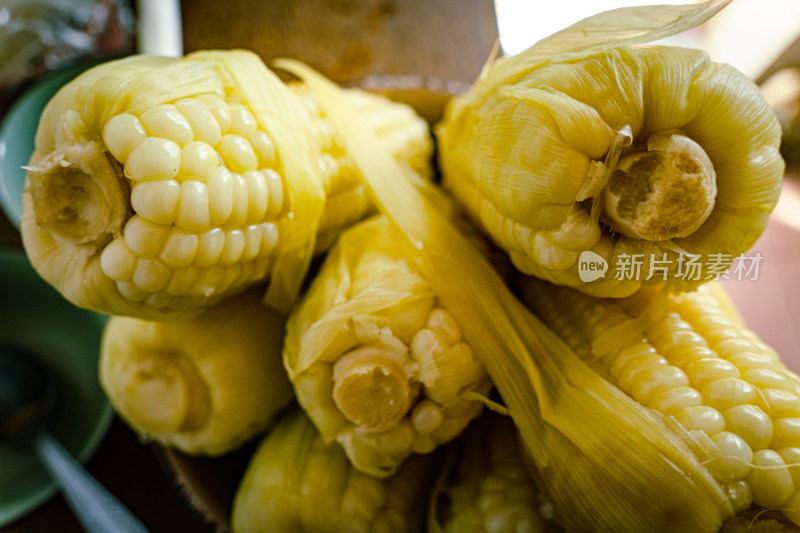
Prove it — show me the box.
[276,4,742,528]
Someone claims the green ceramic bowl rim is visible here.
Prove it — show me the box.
[0,247,113,527]
[0,58,113,229]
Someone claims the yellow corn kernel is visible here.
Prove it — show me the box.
[174,98,222,146]
[140,104,194,145]
[125,137,182,181]
[178,141,219,181]
[521,279,800,524]
[102,113,146,162]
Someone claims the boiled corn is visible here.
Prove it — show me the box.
[231,408,434,533]
[281,6,752,527]
[284,216,490,478]
[437,16,783,298]
[99,288,293,456]
[520,278,800,526]
[21,50,432,319]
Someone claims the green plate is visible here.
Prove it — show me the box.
[0,61,105,229]
[0,248,112,527]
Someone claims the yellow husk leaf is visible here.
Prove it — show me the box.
[277,35,735,533]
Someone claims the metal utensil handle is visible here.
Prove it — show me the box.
[31,430,150,533]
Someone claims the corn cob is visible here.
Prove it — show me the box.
[231,408,435,533]
[436,29,783,298]
[98,288,293,456]
[279,6,750,527]
[428,412,552,533]
[284,215,491,478]
[519,278,800,526]
[20,50,432,320]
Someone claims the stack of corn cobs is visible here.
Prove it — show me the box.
[19,1,799,531]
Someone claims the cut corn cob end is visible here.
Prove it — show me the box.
[231,408,434,533]
[429,412,548,533]
[99,289,294,456]
[293,300,491,478]
[21,52,433,319]
[521,279,800,525]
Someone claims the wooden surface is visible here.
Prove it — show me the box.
[0,1,498,531]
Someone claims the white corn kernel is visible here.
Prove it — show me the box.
[243,224,262,260]
[779,448,800,486]
[132,257,172,293]
[160,228,200,270]
[260,222,279,253]
[411,328,446,362]
[263,168,284,217]
[674,405,725,435]
[749,449,795,508]
[251,130,276,167]
[410,399,444,435]
[140,104,193,145]
[229,104,258,138]
[131,179,180,225]
[123,215,170,258]
[646,386,702,415]
[772,418,800,449]
[178,141,219,181]
[102,113,146,163]
[218,134,257,173]
[685,358,741,390]
[116,280,149,302]
[710,431,753,480]
[125,137,181,181]
[175,98,222,146]
[195,228,225,268]
[176,180,211,231]
[100,239,137,281]
[724,404,773,450]
[243,170,268,222]
[702,377,758,412]
[228,172,249,227]
[426,308,461,345]
[197,94,231,133]
[207,167,234,225]
[630,365,689,405]
[219,229,246,266]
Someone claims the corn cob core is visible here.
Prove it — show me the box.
[285,217,490,478]
[232,409,433,533]
[522,280,800,525]
[438,45,783,297]
[603,132,717,241]
[22,51,432,319]
[99,289,294,456]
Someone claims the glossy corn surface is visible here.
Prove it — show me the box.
[284,216,490,478]
[21,50,432,319]
[521,279,800,525]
